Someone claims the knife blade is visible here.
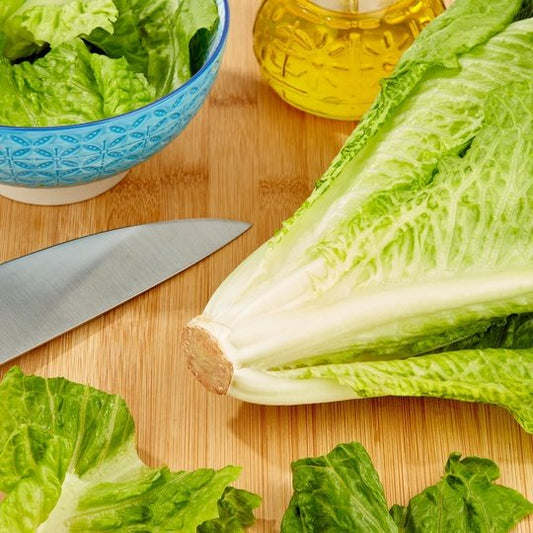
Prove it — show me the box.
[0,218,250,365]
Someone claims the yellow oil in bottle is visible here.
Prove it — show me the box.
[253,0,445,120]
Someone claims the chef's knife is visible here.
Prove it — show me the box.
[0,218,250,365]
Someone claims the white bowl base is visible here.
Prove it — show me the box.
[0,172,127,206]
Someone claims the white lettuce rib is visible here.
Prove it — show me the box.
[194,269,533,370]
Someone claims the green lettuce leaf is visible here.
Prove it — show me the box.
[0,367,259,532]
[167,0,220,83]
[281,443,397,532]
[281,443,533,533]
[280,348,533,434]
[198,487,262,532]
[86,0,148,75]
[1,0,118,60]
[0,38,154,126]
[0,1,24,28]
[391,453,533,533]
[89,53,155,118]
[87,0,219,97]
[0,38,103,126]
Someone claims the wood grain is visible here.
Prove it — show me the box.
[0,1,531,531]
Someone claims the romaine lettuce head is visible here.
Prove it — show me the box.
[0,367,260,532]
[184,0,533,433]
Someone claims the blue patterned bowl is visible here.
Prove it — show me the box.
[0,0,229,205]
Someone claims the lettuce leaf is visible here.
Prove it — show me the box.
[87,0,220,98]
[0,38,154,126]
[0,1,24,30]
[0,367,259,531]
[1,0,118,60]
[89,52,156,118]
[391,454,533,532]
[282,443,533,533]
[281,443,397,532]
[198,487,262,532]
[280,348,533,434]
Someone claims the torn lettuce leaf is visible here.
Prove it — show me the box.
[86,0,220,98]
[0,38,154,126]
[0,38,104,126]
[85,0,149,76]
[0,0,118,60]
[281,443,397,532]
[198,487,263,532]
[391,453,533,533]
[144,0,219,97]
[0,367,259,532]
[282,443,533,533]
[89,52,156,118]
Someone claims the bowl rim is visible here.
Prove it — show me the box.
[0,0,230,134]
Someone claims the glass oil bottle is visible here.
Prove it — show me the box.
[253,0,446,120]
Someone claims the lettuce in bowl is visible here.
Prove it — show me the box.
[0,0,220,127]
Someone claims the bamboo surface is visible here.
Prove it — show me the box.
[0,1,531,531]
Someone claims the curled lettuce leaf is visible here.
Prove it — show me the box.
[391,453,533,532]
[1,0,118,60]
[281,443,397,532]
[0,367,259,532]
[0,38,154,126]
[87,0,219,98]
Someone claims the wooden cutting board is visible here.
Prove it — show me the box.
[0,1,531,531]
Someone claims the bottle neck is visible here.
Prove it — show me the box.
[311,0,399,13]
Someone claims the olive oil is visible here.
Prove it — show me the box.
[253,0,445,120]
